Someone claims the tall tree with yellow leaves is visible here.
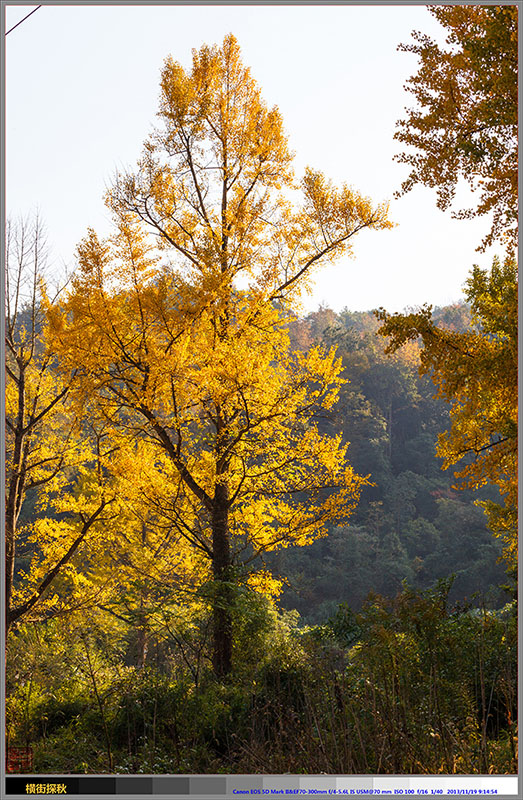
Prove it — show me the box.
[49,35,393,675]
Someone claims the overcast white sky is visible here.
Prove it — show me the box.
[5,2,499,313]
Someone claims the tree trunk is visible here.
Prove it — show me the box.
[5,504,16,633]
[137,523,149,668]
[211,480,232,677]
[5,378,26,633]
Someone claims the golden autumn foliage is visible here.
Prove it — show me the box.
[376,253,517,565]
[46,34,392,674]
[395,5,518,250]
[5,217,119,630]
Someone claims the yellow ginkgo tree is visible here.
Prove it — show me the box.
[48,34,393,675]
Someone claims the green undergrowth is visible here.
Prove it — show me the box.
[6,581,517,774]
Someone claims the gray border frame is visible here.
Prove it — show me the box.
[1,1,521,798]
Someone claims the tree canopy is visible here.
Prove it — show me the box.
[382,4,518,569]
[47,34,392,675]
[395,5,518,250]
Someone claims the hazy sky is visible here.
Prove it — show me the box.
[6,3,499,313]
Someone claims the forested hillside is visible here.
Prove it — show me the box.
[271,303,509,623]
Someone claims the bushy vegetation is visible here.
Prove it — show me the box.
[6,581,516,774]
[7,302,516,776]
